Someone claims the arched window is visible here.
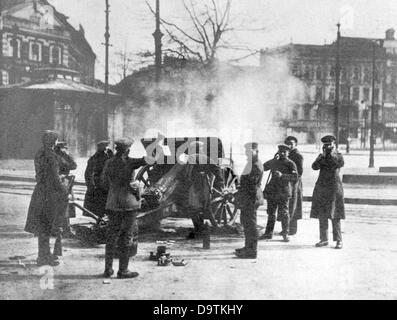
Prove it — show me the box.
[316,66,322,80]
[330,66,336,78]
[8,38,21,58]
[353,67,361,81]
[50,46,62,66]
[304,66,312,80]
[29,42,42,61]
[363,68,370,83]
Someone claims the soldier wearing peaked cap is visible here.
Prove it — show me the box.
[284,136,304,235]
[84,140,113,219]
[234,142,263,259]
[311,135,345,249]
[260,144,298,242]
[25,130,68,267]
[101,134,164,279]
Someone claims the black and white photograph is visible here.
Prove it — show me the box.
[0,0,396,302]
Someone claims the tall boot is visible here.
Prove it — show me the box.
[262,216,275,239]
[117,246,139,279]
[104,243,115,278]
[53,229,63,257]
[38,233,59,266]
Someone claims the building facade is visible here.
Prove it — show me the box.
[261,28,397,148]
[0,0,96,86]
[0,1,121,159]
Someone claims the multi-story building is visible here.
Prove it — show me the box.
[0,0,96,85]
[260,28,397,148]
[0,1,121,159]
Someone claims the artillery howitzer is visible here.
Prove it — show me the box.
[71,137,240,246]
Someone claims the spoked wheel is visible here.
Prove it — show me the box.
[135,165,155,188]
[209,167,239,227]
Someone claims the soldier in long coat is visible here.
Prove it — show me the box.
[101,135,164,279]
[25,130,68,266]
[310,135,345,249]
[84,141,113,218]
[284,136,304,235]
[235,142,263,259]
[260,144,298,242]
[183,141,224,238]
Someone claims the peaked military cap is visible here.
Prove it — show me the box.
[278,144,290,152]
[56,141,68,149]
[97,140,110,147]
[115,137,134,148]
[284,136,298,144]
[321,135,336,144]
[244,142,259,150]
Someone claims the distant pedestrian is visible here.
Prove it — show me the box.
[284,136,304,235]
[310,135,345,249]
[234,142,263,259]
[25,130,68,266]
[84,140,113,218]
[260,144,298,242]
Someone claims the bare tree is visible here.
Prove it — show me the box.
[146,0,261,66]
[114,50,134,81]
[113,49,155,82]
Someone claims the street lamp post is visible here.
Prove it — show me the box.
[153,0,163,84]
[103,0,111,140]
[369,39,384,168]
[346,85,351,154]
[334,23,341,147]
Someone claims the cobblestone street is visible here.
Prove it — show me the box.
[0,179,396,300]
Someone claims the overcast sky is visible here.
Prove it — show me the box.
[48,0,397,84]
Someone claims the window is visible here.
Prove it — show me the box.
[353,67,360,81]
[0,70,9,85]
[29,42,42,61]
[292,64,299,76]
[353,87,360,101]
[50,46,62,66]
[292,109,298,120]
[363,68,370,83]
[329,87,335,101]
[304,66,311,80]
[330,66,336,78]
[315,86,323,101]
[341,68,347,81]
[341,86,350,101]
[316,67,322,81]
[8,38,21,58]
[363,88,370,101]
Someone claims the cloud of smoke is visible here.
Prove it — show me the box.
[124,55,305,160]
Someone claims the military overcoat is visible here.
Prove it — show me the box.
[25,148,68,235]
[310,152,345,220]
